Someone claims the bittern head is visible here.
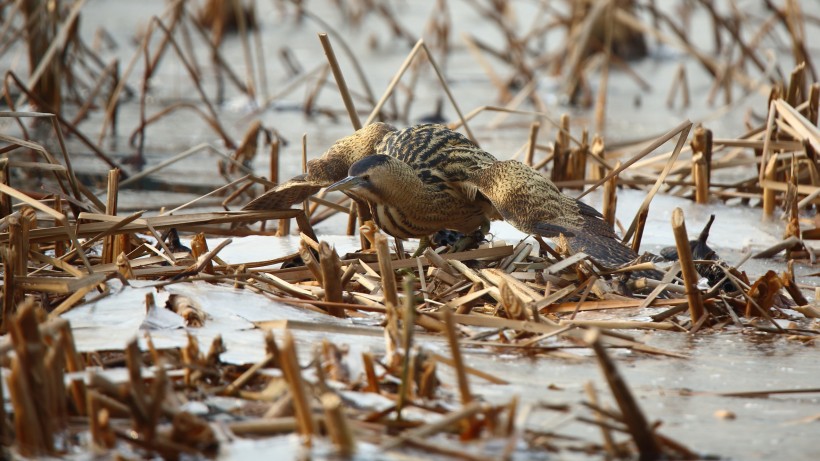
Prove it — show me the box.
[326,154,413,203]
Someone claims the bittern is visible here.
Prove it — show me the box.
[244,123,651,273]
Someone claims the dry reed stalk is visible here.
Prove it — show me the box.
[429,352,508,385]
[585,328,661,459]
[461,32,512,102]
[303,64,330,116]
[57,320,87,416]
[442,309,472,405]
[221,353,275,397]
[551,114,571,183]
[762,155,778,219]
[20,0,75,115]
[87,391,116,449]
[364,39,475,142]
[229,417,318,436]
[629,207,648,253]
[594,0,614,135]
[134,18,236,149]
[579,119,693,200]
[671,208,705,324]
[69,56,121,128]
[101,169,120,265]
[2,250,21,327]
[396,276,417,419]
[2,93,125,181]
[693,156,709,204]
[602,161,619,227]
[321,393,356,456]
[0,123,81,215]
[666,63,690,108]
[229,120,262,175]
[280,330,315,443]
[8,300,56,456]
[232,0,257,99]
[691,125,712,204]
[560,0,609,101]
[560,320,676,331]
[318,241,346,318]
[620,121,693,244]
[808,83,820,125]
[0,159,11,218]
[362,351,380,393]
[382,401,486,450]
[319,33,362,130]
[374,234,399,308]
[525,121,540,166]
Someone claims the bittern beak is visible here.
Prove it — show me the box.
[326,175,364,192]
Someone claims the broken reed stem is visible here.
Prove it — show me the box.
[319,33,361,130]
[442,309,472,405]
[396,276,416,420]
[222,354,274,396]
[525,121,540,166]
[602,161,619,227]
[622,121,693,244]
[375,234,399,308]
[693,155,709,204]
[362,352,380,393]
[8,300,57,456]
[383,401,485,450]
[671,208,705,323]
[102,169,120,264]
[585,329,661,460]
[691,125,712,204]
[0,159,11,217]
[579,119,692,200]
[595,0,613,135]
[59,320,87,416]
[268,137,289,234]
[762,156,777,219]
[630,207,648,253]
[280,331,315,443]
[321,393,355,456]
[318,241,345,318]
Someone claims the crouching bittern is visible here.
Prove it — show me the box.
[244,123,648,273]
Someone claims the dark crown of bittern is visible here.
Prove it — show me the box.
[244,123,653,274]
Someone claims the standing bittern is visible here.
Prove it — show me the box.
[244,123,651,273]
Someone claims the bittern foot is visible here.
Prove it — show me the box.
[450,229,487,253]
[428,229,486,254]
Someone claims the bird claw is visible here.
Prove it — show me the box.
[424,228,487,254]
[449,230,485,253]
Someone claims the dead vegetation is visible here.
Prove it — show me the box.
[0,0,819,459]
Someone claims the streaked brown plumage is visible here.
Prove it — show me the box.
[243,123,395,210]
[244,123,648,272]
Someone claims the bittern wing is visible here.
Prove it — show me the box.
[468,160,645,270]
[242,175,324,211]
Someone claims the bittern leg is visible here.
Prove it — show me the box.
[411,235,433,258]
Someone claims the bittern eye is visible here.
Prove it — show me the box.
[362,175,370,181]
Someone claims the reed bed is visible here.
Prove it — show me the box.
[0,0,818,459]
